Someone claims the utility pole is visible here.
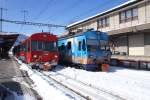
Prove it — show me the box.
[21,10,28,21]
[0,8,7,32]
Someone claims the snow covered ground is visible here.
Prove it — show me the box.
[16,59,80,100]
[45,65,150,100]
[16,57,150,100]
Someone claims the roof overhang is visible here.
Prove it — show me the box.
[0,33,19,51]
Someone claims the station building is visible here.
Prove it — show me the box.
[66,0,150,69]
[0,32,19,58]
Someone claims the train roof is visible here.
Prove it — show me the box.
[21,32,57,44]
[59,30,107,40]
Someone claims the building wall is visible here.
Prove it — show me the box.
[70,1,150,32]
[129,34,144,56]
[144,33,150,56]
[112,35,128,55]
[146,1,150,22]
[68,1,150,56]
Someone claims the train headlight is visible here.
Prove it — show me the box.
[54,55,58,58]
[33,55,37,58]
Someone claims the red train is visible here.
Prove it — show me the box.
[13,32,59,70]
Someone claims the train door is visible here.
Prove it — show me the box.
[58,40,67,64]
[66,38,73,64]
[26,39,31,63]
[73,36,87,64]
[82,39,87,64]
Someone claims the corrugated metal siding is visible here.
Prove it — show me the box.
[144,33,150,56]
[129,34,144,56]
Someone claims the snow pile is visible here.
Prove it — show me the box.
[15,57,150,100]
[52,66,150,100]
[16,59,76,100]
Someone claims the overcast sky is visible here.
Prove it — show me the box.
[0,0,129,36]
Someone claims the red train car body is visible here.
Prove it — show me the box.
[19,32,59,64]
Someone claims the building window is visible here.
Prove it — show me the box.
[120,7,138,23]
[105,17,109,27]
[132,7,138,20]
[120,11,126,23]
[97,17,109,28]
[126,9,132,21]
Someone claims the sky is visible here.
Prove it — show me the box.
[0,0,129,36]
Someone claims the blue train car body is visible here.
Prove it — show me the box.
[58,30,110,71]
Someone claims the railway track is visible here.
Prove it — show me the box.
[31,69,89,100]
[48,70,126,100]
[40,69,125,100]
[15,57,125,100]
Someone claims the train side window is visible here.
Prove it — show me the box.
[78,41,81,51]
[58,46,61,51]
[25,44,27,52]
[67,42,71,50]
[82,39,86,51]
[61,43,65,50]
[27,41,30,52]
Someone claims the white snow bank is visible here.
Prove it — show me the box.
[16,59,76,100]
[51,66,150,100]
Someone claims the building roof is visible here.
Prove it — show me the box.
[0,33,19,52]
[67,0,139,29]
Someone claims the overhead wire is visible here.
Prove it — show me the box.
[39,0,86,33]
[69,0,114,23]
[32,0,55,21]
[43,0,86,21]
[19,0,28,34]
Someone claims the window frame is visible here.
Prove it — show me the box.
[97,17,110,28]
[82,39,86,51]
[119,7,138,23]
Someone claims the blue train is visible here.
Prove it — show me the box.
[58,30,111,71]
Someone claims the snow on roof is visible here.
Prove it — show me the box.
[67,0,138,28]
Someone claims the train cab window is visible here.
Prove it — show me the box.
[45,42,57,51]
[87,39,98,52]
[67,42,71,50]
[82,39,86,51]
[61,43,65,50]
[100,40,109,50]
[31,41,37,51]
[38,41,43,50]
[78,41,81,51]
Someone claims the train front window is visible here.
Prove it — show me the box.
[38,41,43,50]
[87,39,98,52]
[32,41,57,51]
[45,42,57,51]
[31,41,37,51]
[100,40,109,50]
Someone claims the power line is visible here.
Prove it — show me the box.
[43,0,85,21]
[0,7,7,32]
[70,0,112,23]
[19,10,28,33]
[21,10,28,21]
[33,0,55,21]
[1,19,66,28]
